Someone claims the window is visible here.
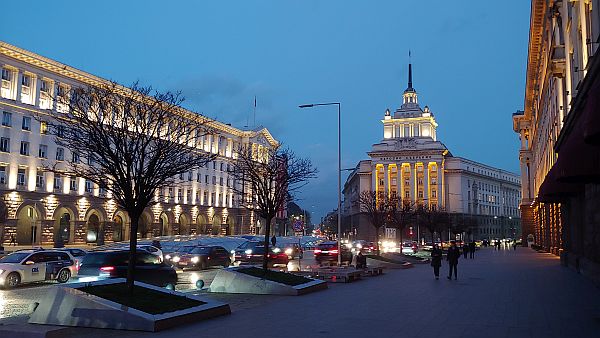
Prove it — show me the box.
[38,144,47,158]
[219,177,223,186]
[56,125,64,138]
[431,190,437,198]
[21,74,30,87]
[70,177,77,191]
[2,111,11,127]
[188,171,192,181]
[54,175,62,190]
[212,176,216,185]
[211,192,216,205]
[196,172,201,182]
[220,162,224,171]
[56,147,64,161]
[418,191,424,198]
[0,137,9,152]
[1,68,10,81]
[36,171,44,189]
[179,173,184,180]
[17,168,26,186]
[21,116,31,131]
[205,175,209,183]
[213,161,216,170]
[187,189,192,203]
[203,191,208,205]
[20,141,29,156]
[178,189,183,200]
[0,166,6,184]
[72,152,79,163]
[85,180,93,193]
[39,81,52,109]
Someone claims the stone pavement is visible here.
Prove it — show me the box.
[13,247,600,338]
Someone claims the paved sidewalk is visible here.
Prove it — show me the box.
[29,248,600,338]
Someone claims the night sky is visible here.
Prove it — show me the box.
[1,0,531,221]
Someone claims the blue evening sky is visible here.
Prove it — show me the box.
[1,1,530,222]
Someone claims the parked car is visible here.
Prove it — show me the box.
[176,246,231,270]
[314,241,352,264]
[402,242,418,254]
[78,250,177,288]
[233,242,289,267]
[0,249,76,289]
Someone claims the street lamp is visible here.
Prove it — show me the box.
[299,102,342,266]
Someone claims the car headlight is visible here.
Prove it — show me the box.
[245,249,253,255]
[230,250,235,254]
[356,244,362,249]
[172,256,180,262]
[285,248,293,255]
[191,256,199,264]
[272,247,281,253]
[165,254,171,260]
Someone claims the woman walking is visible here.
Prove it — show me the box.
[431,244,443,280]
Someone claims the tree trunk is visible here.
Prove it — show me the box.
[262,216,273,272]
[399,227,403,255]
[375,227,380,256]
[126,212,140,295]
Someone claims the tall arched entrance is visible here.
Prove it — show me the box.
[53,207,74,246]
[86,214,100,243]
[179,214,190,235]
[16,205,39,245]
[197,214,208,234]
[212,214,221,235]
[113,214,124,242]
[159,213,170,237]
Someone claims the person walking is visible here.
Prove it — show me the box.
[462,242,468,259]
[271,235,277,247]
[9,234,16,246]
[512,240,517,251]
[447,241,460,280]
[469,241,476,259]
[430,244,443,280]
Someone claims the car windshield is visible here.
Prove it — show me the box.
[190,247,211,254]
[238,242,259,250]
[0,252,29,263]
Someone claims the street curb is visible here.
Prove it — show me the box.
[0,324,70,338]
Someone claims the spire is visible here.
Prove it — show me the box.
[408,63,413,90]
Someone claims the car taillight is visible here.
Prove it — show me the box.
[329,249,339,254]
[100,266,115,272]
[314,249,322,254]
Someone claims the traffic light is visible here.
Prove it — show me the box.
[409,227,413,236]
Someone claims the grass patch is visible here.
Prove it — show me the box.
[77,283,204,315]
[236,267,312,286]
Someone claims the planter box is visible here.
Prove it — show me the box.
[366,257,414,269]
[28,278,231,332]
[209,267,327,295]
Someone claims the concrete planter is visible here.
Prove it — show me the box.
[209,267,327,295]
[28,278,231,332]
[366,257,413,269]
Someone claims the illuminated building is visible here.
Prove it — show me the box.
[0,41,278,245]
[513,0,600,282]
[343,63,521,242]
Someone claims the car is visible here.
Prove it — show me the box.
[0,249,76,289]
[113,244,163,262]
[233,242,289,267]
[56,248,87,270]
[166,245,195,266]
[402,242,416,254]
[314,241,352,264]
[175,246,231,270]
[282,243,304,259]
[78,250,177,288]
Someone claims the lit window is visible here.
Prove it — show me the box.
[40,121,48,134]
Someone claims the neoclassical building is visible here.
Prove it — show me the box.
[0,41,278,246]
[513,0,600,282]
[343,64,522,242]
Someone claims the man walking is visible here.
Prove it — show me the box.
[447,241,460,280]
[469,241,476,259]
[431,244,443,280]
[462,242,468,259]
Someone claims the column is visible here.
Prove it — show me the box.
[34,76,41,107]
[411,163,417,203]
[53,81,60,111]
[424,165,430,206]
[15,69,22,102]
[384,164,390,197]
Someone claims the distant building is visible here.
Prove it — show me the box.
[343,63,521,243]
[513,0,600,283]
[0,41,278,245]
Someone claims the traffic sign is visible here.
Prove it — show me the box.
[292,220,304,232]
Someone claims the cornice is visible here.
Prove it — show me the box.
[523,0,547,120]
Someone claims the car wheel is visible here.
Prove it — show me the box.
[5,272,20,288]
[223,261,230,268]
[57,269,71,283]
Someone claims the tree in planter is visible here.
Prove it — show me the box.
[44,81,215,293]
[357,191,390,256]
[387,195,415,253]
[228,145,316,272]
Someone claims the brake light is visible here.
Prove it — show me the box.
[329,249,339,254]
[314,249,322,254]
[100,266,115,272]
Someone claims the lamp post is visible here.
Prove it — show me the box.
[299,102,342,266]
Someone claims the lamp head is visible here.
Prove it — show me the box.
[298,104,314,108]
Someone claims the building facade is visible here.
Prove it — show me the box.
[513,0,600,283]
[0,41,278,246]
[343,64,521,242]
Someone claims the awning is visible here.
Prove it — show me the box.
[538,163,584,203]
[583,73,600,145]
[555,116,600,184]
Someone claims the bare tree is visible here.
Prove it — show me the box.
[43,81,215,293]
[228,145,316,272]
[418,204,450,243]
[357,191,389,256]
[387,195,415,252]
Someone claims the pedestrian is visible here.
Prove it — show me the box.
[430,244,442,280]
[271,235,277,247]
[469,241,476,259]
[462,242,468,259]
[447,241,460,280]
[495,239,500,251]
[356,250,366,269]
[512,240,517,251]
[9,234,16,246]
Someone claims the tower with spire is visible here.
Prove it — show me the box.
[381,58,438,140]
